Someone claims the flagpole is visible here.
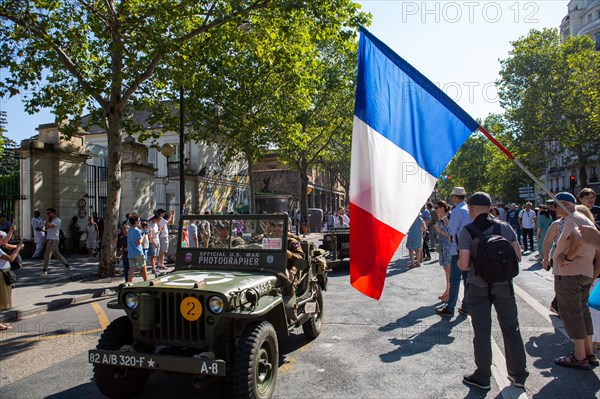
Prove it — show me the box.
[477,126,577,219]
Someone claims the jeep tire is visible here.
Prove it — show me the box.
[93,316,151,399]
[233,321,279,399]
[302,284,324,339]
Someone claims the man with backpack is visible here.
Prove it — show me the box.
[457,192,528,390]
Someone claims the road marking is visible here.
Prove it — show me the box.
[10,328,103,343]
[491,336,529,399]
[513,283,570,341]
[92,301,111,330]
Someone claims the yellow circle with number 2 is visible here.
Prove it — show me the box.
[180,297,203,321]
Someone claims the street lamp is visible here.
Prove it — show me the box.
[157,86,185,218]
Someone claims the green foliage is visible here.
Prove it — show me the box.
[436,114,531,204]
[436,133,492,200]
[176,2,368,212]
[0,0,367,274]
[0,133,19,176]
[497,28,600,185]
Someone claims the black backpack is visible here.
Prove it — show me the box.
[465,221,519,299]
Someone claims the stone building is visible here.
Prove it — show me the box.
[252,153,346,213]
[15,116,249,247]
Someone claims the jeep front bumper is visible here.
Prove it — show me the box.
[89,349,226,376]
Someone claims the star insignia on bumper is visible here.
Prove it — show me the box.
[147,359,156,368]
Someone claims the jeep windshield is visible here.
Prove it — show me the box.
[174,214,288,274]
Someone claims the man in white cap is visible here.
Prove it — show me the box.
[436,187,472,317]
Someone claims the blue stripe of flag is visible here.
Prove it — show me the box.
[354,28,479,178]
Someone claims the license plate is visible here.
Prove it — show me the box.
[341,242,350,249]
[89,350,226,376]
[305,302,317,313]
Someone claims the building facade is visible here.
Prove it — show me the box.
[252,153,346,213]
[560,0,600,47]
[16,117,250,245]
[541,0,600,199]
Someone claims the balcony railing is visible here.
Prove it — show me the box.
[548,166,566,175]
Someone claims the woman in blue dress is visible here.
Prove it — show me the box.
[406,215,425,268]
[433,201,452,302]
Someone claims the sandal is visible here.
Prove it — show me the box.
[555,354,591,370]
[0,323,12,331]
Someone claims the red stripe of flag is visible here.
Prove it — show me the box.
[349,203,406,300]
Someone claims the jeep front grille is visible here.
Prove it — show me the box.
[146,292,205,344]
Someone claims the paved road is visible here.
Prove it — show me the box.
[1,244,599,398]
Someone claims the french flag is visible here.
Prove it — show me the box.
[350,28,480,300]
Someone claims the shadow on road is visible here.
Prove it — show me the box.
[378,305,467,363]
[525,332,600,398]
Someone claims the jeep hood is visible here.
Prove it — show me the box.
[138,270,278,299]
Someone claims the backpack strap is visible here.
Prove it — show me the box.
[465,223,484,240]
[492,220,502,236]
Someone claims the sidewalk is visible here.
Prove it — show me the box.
[0,234,325,323]
[0,255,131,323]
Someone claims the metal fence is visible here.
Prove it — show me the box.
[0,172,20,223]
[86,164,108,219]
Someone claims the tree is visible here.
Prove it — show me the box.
[277,33,362,223]
[178,3,367,216]
[0,0,358,276]
[0,112,19,176]
[498,28,600,188]
[480,114,530,203]
[436,132,492,201]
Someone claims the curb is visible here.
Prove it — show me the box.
[0,288,117,323]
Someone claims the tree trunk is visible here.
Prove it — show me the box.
[576,147,589,190]
[246,151,255,214]
[299,153,309,233]
[97,111,122,277]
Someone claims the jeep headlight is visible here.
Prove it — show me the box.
[124,293,139,310]
[208,296,225,314]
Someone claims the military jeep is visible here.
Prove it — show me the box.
[321,228,350,265]
[89,214,327,399]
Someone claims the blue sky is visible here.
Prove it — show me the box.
[1,1,568,144]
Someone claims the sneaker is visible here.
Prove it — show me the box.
[458,307,469,315]
[462,374,490,390]
[508,376,525,389]
[587,354,599,367]
[424,256,431,261]
[435,307,454,317]
[41,270,48,276]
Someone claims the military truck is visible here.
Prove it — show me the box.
[89,214,327,399]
